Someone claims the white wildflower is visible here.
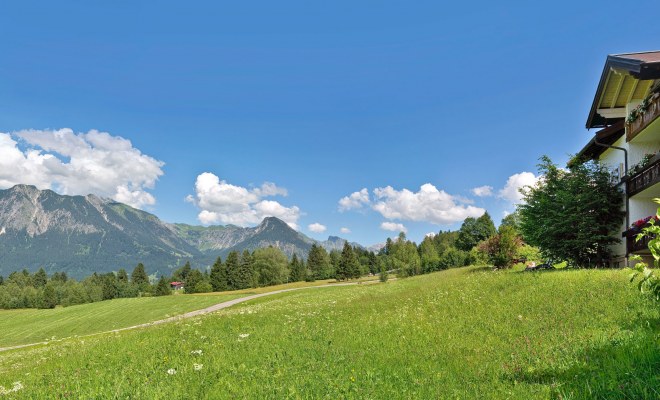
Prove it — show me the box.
[167,368,177,375]
[190,350,203,356]
[0,382,24,395]
[193,363,203,371]
[238,333,250,341]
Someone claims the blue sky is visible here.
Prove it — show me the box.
[0,1,658,246]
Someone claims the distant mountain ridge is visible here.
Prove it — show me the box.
[0,185,361,278]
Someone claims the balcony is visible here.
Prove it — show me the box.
[626,153,660,196]
[622,223,654,255]
[627,92,660,141]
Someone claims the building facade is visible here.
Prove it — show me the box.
[577,51,660,267]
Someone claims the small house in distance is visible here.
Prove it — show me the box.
[576,51,660,267]
[170,281,184,290]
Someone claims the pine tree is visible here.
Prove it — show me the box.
[131,263,149,289]
[117,268,129,283]
[209,257,227,292]
[234,250,255,289]
[185,269,204,294]
[40,283,57,309]
[154,276,172,296]
[289,254,305,282]
[174,261,192,282]
[307,244,331,280]
[33,267,48,288]
[224,251,240,290]
[338,242,360,281]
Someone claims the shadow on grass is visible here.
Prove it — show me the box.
[502,318,660,399]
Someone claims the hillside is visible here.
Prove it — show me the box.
[0,267,657,398]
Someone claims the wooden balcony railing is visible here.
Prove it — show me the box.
[627,92,660,141]
[623,227,653,255]
[626,154,660,196]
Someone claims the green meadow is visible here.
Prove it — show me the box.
[0,294,244,348]
[1,267,658,399]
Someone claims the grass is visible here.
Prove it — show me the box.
[0,267,658,399]
[0,278,371,348]
[0,294,244,348]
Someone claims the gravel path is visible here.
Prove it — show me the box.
[0,280,376,353]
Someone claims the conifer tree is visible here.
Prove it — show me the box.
[209,257,227,292]
[289,254,305,282]
[224,251,240,290]
[131,263,149,289]
[185,269,204,294]
[40,283,57,309]
[117,268,129,283]
[174,261,192,282]
[154,276,172,296]
[33,267,48,288]
[234,250,255,289]
[307,244,331,280]
[337,242,360,281]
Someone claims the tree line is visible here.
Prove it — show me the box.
[1,208,548,310]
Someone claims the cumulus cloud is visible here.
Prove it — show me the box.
[380,222,407,233]
[308,223,327,233]
[0,129,164,209]
[338,188,370,211]
[340,227,351,234]
[187,172,301,229]
[372,184,485,225]
[498,172,538,203]
[471,185,493,197]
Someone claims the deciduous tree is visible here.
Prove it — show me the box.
[518,156,624,267]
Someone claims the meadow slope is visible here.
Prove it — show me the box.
[0,267,658,399]
[0,294,244,348]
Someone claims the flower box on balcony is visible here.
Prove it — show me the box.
[627,92,660,141]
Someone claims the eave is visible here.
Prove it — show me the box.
[586,52,660,129]
[572,120,625,166]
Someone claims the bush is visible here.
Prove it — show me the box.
[194,282,213,294]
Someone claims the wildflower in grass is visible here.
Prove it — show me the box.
[517,315,523,320]
[0,382,24,395]
[190,350,203,356]
[193,363,203,371]
[167,368,177,375]
[238,333,250,341]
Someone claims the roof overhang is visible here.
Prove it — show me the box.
[572,120,625,165]
[586,51,660,129]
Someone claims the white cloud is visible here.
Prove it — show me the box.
[338,188,370,211]
[498,172,539,203]
[308,223,327,233]
[380,222,407,233]
[471,185,493,197]
[0,129,164,209]
[340,227,351,234]
[188,172,301,229]
[372,184,485,225]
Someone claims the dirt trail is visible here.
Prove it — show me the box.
[0,280,376,353]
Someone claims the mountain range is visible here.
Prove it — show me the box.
[0,185,363,278]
